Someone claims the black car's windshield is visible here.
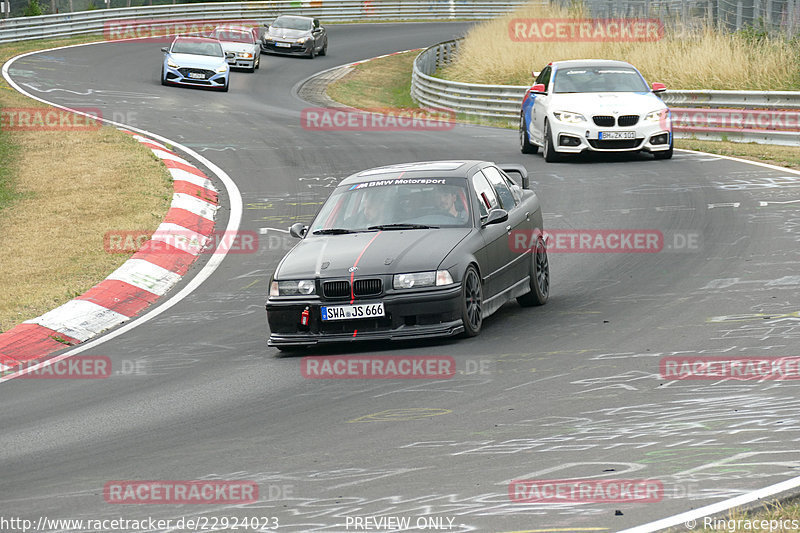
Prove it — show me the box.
[171,40,223,57]
[211,29,252,43]
[553,66,648,93]
[310,179,471,234]
[271,17,313,31]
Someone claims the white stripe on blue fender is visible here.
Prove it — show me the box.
[106,259,182,296]
[25,300,129,342]
[172,193,219,220]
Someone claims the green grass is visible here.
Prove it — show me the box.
[0,112,21,212]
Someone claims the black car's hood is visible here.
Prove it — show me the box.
[266,28,310,40]
[276,229,471,280]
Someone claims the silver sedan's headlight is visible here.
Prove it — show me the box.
[644,109,669,123]
[552,111,587,124]
[167,58,178,68]
[215,64,229,73]
[270,280,316,296]
[393,270,454,289]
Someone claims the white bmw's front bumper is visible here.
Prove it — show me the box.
[549,116,672,153]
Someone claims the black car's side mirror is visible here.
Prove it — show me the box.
[483,209,509,227]
[289,223,308,238]
[161,47,168,53]
[499,163,530,189]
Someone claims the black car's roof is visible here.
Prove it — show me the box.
[340,160,486,186]
[275,14,314,22]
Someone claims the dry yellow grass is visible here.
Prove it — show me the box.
[441,2,800,89]
[0,37,172,333]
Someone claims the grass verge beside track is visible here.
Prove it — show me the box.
[326,49,800,528]
[0,36,172,333]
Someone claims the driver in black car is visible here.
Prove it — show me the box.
[434,188,468,222]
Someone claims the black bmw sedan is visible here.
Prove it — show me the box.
[266,160,549,350]
[261,15,327,58]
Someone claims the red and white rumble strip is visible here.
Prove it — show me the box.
[0,130,218,371]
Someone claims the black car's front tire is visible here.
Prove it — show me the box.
[517,237,549,307]
[319,40,328,56]
[520,114,538,154]
[461,266,483,337]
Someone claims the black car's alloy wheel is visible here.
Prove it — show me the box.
[461,266,483,336]
[517,237,549,307]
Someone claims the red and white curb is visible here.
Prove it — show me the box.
[0,130,218,372]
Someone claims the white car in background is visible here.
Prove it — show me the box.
[520,59,673,161]
[210,25,261,72]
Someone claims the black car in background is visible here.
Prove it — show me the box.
[266,161,549,350]
[261,15,328,58]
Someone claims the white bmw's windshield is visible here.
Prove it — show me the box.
[554,67,648,93]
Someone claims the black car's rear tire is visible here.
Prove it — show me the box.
[520,114,538,154]
[517,237,549,307]
[543,121,560,162]
[460,266,483,337]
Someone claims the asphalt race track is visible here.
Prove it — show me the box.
[3,21,800,532]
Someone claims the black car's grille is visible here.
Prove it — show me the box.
[617,115,639,127]
[353,279,382,297]
[178,68,214,80]
[593,115,615,127]
[323,281,350,298]
[588,138,643,149]
[322,279,383,299]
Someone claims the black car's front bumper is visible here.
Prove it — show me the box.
[266,285,463,347]
[261,40,312,56]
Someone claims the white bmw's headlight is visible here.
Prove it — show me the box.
[216,64,229,73]
[645,109,669,123]
[393,270,454,290]
[553,111,586,124]
[237,52,253,58]
[167,59,178,68]
[270,280,316,296]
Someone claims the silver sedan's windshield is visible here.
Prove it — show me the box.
[171,40,223,57]
[553,67,648,93]
[310,180,471,233]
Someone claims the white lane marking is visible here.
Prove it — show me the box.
[168,168,215,189]
[616,473,800,533]
[24,300,128,343]
[105,258,182,296]
[1,41,242,380]
[172,192,218,220]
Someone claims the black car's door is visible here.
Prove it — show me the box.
[471,170,508,300]
[481,166,530,287]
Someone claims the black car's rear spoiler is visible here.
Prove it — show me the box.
[498,164,529,189]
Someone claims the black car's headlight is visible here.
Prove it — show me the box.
[296,36,310,43]
[393,270,454,290]
[270,280,316,296]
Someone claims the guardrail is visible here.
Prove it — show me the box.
[0,0,533,43]
[411,39,800,146]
